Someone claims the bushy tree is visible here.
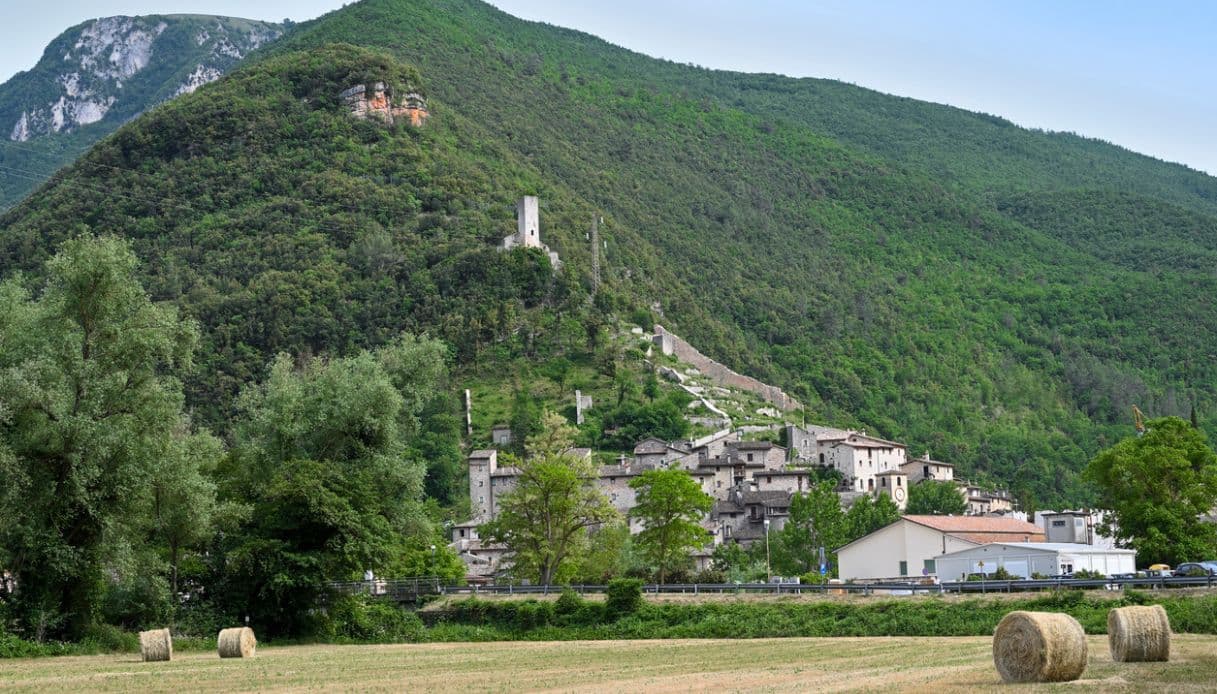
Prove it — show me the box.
[773,481,846,576]
[629,468,713,583]
[1087,417,1217,565]
[845,494,901,540]
[213,335,447,635]
[905,481,967,515]
[481,411,619,584]
[0,236,200,639]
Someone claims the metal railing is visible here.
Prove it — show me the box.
[330,573,1216,600]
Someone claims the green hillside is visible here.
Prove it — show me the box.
[4,0,1217,508]
[0,14,284,209]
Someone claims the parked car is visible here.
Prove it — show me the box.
[1144,563,1173,578]
[1172,562,1217,577]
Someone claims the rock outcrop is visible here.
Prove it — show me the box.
[341,83,429,127]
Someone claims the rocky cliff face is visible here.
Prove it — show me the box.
[0,15,283,208]
[5,16,282,142]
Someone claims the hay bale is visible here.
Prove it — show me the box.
[992,611,1088,683]
[217,626,257,658]
[139,628,173,662]
[1108,605,1171,662]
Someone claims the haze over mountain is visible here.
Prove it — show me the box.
[0,14,284,209]
[3,0,1216,508]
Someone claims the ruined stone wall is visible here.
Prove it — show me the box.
[654,325,801,412]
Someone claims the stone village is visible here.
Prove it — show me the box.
[446,197,1124,583]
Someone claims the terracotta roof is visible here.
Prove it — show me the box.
[837,515,1043,553]
[904,515,1044,543]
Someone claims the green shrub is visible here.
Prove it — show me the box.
[605,578,643,619]
[100,573,173,631]
[554,588,584,615]
[80,623,138,653]
[330,594,425,643]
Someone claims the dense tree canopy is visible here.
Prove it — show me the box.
[1087,417,1217,566]
[629,468,713,583]
[0,236,199,639]
[906,481,967,516]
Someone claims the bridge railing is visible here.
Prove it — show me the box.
[329,573,1216,600]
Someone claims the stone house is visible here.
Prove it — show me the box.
[900,452,954,484]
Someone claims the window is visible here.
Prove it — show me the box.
[868,479,874,491]
[766,476,772,483]
[899,561,908,576]
[460,529,466,538]
[478,480,484,487]
[923,465,929,478]
[1061,563,1073,574]
[747,453,754,462]
[1052,520,1067,528]
[819,453,825,464]
[923,559,936,575]
[803,438,809,447]
[881,477,888,487]
[897,477,902,487]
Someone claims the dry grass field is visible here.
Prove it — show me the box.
[1,635,1215,692]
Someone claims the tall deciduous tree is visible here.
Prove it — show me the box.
[773,481,846,576]
[905,481,967,516]
[0,236,199,639]
[1087,417,1217,565]
[481,411,618,584]
[214,335,447,635]
[629,468,713,583]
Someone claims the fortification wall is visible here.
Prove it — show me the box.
[653,325,801,412]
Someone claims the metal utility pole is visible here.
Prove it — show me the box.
[764,518,772,583]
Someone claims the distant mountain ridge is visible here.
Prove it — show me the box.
[4,0,1217,509]
[0,14,284,209]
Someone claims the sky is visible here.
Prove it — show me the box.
[1,1,1213,174]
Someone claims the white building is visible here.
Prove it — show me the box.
[934,542,1136,580]
[837,515,1046,581]
[818,432,907,495]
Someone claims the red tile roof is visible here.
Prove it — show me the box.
[904,515,1045,544]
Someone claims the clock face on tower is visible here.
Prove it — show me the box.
[894,487,906,502]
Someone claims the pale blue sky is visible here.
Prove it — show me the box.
[1,0,1213,174]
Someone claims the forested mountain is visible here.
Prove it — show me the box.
[3,0,1217,508]
[0,14,284,209]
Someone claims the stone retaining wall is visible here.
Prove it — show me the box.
[653,325,800,412]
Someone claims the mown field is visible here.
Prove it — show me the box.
[2,636,1215,693]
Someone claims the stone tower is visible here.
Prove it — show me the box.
[516,195,541,248]
[468,449,498,519]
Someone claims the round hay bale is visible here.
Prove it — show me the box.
[1108,605,1171,662]
[992,610,1088,683]
[139,628,173,662]
[217,627,257,658]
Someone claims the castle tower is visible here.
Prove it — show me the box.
[468,449,498,519]
[517,196,541,248]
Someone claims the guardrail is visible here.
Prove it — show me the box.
[330,574,1217,600]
